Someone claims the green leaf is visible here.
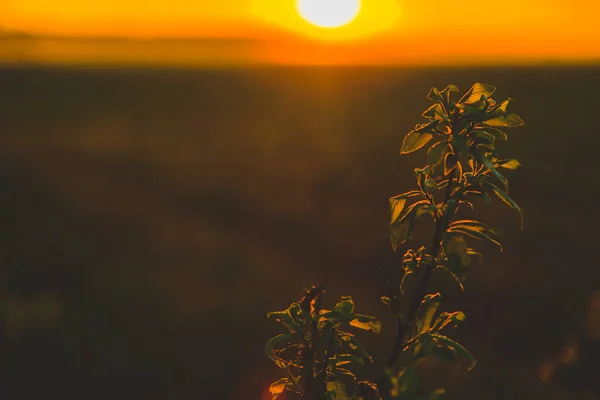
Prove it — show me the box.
[474,127,507,141]
[483,181,525,229]
[390,367,419,398]
[350,314,382,334]
[390,200,436,251]
[389,191,423,225]
[381,296,392,307]
[417,293,441,333]
[269,378,292,400]
[265,333,296,369]
[474,149,508,191]
[427,140,450,169]
[337,353,366,366]
[498,159,521,170]
[458,83,496,105]
[433,311,466,331]
[444,234,470,267]
[427,87,442,102]
[451,133,470,155]
[431,333,477,371]
[401,131,434,154]
[333,296,355,316]
[447,220,504,250]
[267,305,301,333]
[443,152,458,176]
[337,331,373,363]
[483,112,525,128]
[422,103,448,122]
[326,380,350,400]
[491,97,513,114]
[467,248,483,261]
[436,265,465,291]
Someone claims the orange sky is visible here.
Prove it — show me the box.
[1,0,599,65]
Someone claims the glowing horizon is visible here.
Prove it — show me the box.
[0,0,599,65]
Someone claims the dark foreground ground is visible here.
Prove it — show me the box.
[0,65,599,399]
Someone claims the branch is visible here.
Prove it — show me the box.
[386,168,457,368]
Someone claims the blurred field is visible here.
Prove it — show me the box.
[0,65,599,399]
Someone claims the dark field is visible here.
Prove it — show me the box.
[0,65,599,399]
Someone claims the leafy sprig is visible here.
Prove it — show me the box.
[266,83,524,400]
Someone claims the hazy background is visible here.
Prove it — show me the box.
[0,64,599,399]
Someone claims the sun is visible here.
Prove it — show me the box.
[296,0,362,29]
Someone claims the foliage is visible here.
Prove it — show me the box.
[266,83,525,399]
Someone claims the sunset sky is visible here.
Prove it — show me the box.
[1,0,599,65]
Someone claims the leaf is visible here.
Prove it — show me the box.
[401,131,434,154]
[417,293,441,333]
[390,367,419,398]
[498,159,522,170]
[433,311,466,331]
[483,112,525,128]
[337,353,366,366]
[350,314,382,334]
[444,234,470,267]
[474,127,507,141]
[473,148,508,191]
[427,87,442,102]
[451,133,470,155]
[431,333,477,371]
[427,140,450,169]
[422,103,448,122]
[443,152,457,176]
[441,84,459,94]
[492,97,513,114]
[265,333,296,369]
[335,367,357,381]
[337,331,373,363]
[389,191,423,225]
[267,305,301,333]
[467,248,483,261]
[381,296,392,307]
[326,380,350,400]
[483,181,525,229]
[269,378,292,400]
[436,265,465,291]
[333,296,355,316]
[447,220,504,250]
[390,200,436,251]
[458,83,496,105]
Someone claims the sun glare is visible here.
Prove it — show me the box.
[296,0,361,29]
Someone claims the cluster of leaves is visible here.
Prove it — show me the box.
[266,83,524,400]
[390,82,524,288]
[266,285,381,399]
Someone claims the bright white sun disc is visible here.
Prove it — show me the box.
[296,0,361,28]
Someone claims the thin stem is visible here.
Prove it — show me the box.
[386,168,457,368]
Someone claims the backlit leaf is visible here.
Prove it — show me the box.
[389,191,423,225]
[431,333,477,371]
[483,181,524,229]
[483,112,525,128]
[422,103,448,122]
[349,315,382,334]
[428,140,450,169]
[401,131,434,154]
[448,220,504,250]
[417,293,441,333]
[269,378,292,400]
[326,380,350,400]
[458,83,496,105]
[498,159,522,170]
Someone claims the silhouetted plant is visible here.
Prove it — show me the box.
[266,83,525,399]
